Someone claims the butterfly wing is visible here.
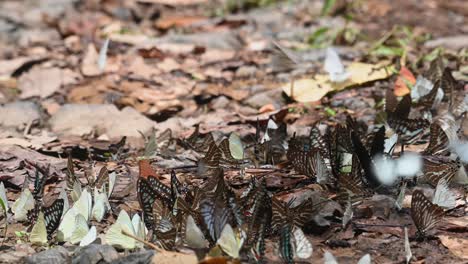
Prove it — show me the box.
[44,198,64,236]
[411,190,444,236]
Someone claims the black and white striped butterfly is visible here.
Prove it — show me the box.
[411,190,444,237]
[43,198,65,237]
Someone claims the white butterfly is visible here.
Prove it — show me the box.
[98,38,110,71]
[185,215,207,249]
[324,251,371,264]
[105,210,145,249]
[30,211,47,246]
[80,226,97,247]
[395,181,407,210]
[11,189,35,221]
[92,186,111,222]
[324,47,350,83]
[70,214,90,244]
[0,182,8,213]
[432,178,456,209]
[217,224,245,259]
[229,133,244,160]
[261,119,279,144]
[404,227,412,264]
[57,188,92,242]
[450,139,468,163]
[292,227,312,259]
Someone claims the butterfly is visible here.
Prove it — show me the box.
[11,188,35,221]
[29,198,64,244]
[181,125,215,153]
[324,47,350,83]
[410,190,445,237]
[279,224,293,264]
[216,224,245,259]
[291,227,313,259]
[57,189,92,242]
[270,40,302,72]
[422,123,451,156]
[197,142,222,177]
[421,156,460,187]
[324,251,371,264]
[271,197,321,233]
[152,200,177,250]
[105,209,146,249]
[432,178,456,209]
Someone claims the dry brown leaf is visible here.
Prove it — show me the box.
[155,16,206,30]
[438,235,468,259]
[18,67,80,99]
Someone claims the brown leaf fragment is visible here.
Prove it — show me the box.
[438,235,468,259]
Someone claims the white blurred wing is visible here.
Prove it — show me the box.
[80,226,97,247]
[357,254,371,264]
[0,182,8,212]
[432,178,456,209]
[105,210,138,249]
[30,211,47,246]
[292,227,312,259]
[324,47,349,83]
[217,224,243,259]
[323,251,339,264]
[395,153,422,178]
[70,214,90,244]
[185,215,207,249]
[229,133,244,160]
[12,189,35,221]
[373,155,397,186]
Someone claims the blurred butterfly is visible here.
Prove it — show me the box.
[411,190,444,237]
[270,40,302,72]
[324,47,350,83]
[181,125,215,153]
[404,227,412,264]
[152,200,177,250]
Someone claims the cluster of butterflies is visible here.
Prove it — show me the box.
[0,55,466,263]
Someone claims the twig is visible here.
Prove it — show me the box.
[121,230,165,252]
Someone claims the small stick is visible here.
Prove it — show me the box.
[121,230,165,252]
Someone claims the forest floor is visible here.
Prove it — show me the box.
[0,0,467,263]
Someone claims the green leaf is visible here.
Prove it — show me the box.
[324,107,337,117]
[371,45,404,57]
[321,0,337,16]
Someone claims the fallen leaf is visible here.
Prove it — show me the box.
[81,43,119,76]
[155,16,206,30]
[394,66,416,96]
[283,62,393,102]
[18,67,80,99]
[438,235,468,259]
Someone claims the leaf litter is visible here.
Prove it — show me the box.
[0,0,467,263]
